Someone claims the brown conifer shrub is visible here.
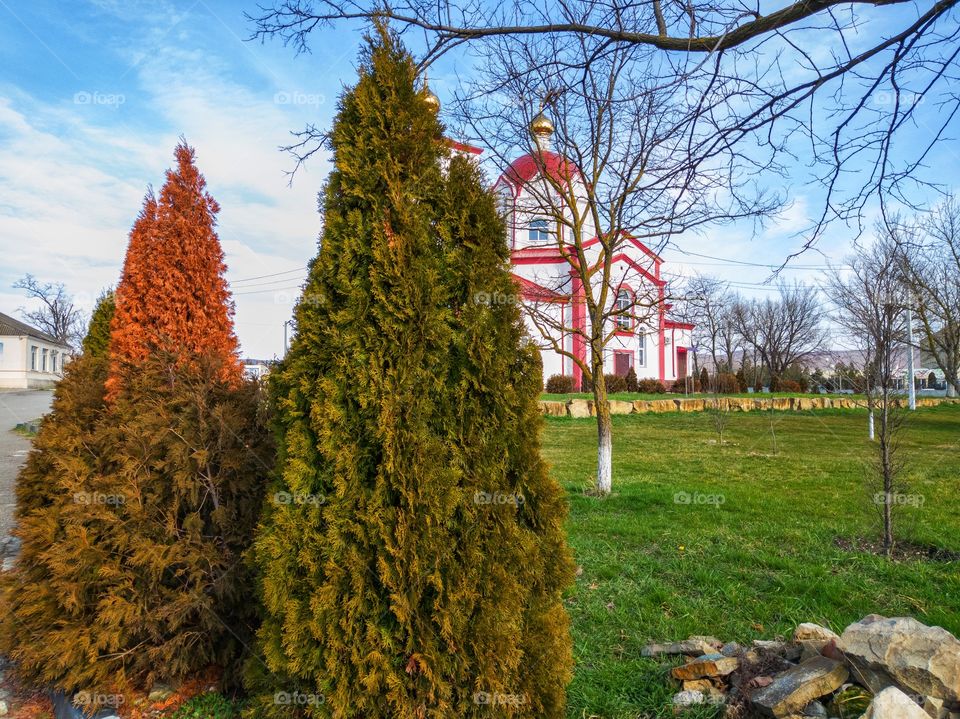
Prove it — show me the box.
[2,149,270,705]
[545,374,576,394]
[1,353,271,699]
[605,373,627,393]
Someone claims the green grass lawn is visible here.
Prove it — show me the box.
[540,391,864,402]
[545,405,960,718]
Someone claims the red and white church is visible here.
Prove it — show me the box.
[447,106,694,390]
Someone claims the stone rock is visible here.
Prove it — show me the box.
[750,656,849,717]
[649,399,677,413]
[839,615,960,702]
[643,636,722,657]
[672,653,739,680]
[753,640,803,662]
[862,686,929,719]
[0,536,21,557]
[924,695,948,718]
[567,399,593,418]
[795,623,840,662]
[538,401,567,417]
[681,679,726,701]
[609,400,634,415]
[800,699,828,717]
[672,690,707,708]
[632,400,652,414]
[148,682,175,703]
[794,623,840,646]
[722,642,744,657]
[677,399,706,412]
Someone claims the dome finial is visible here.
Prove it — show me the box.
[530,102,554,150]
[422,71,440,113]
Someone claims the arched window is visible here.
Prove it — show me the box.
[528,218,551,244]
[615,289,633,330]
[497,187,514,228]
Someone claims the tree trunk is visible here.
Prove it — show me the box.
[880,392,893,556]
[868,410,875,441]
[948,379,958,398]
[593,371,613,495]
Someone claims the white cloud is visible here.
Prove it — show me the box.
[0,11,336,358]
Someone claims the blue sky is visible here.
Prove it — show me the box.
[1,0,957,357]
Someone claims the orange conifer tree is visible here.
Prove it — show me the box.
[107,142,241,397]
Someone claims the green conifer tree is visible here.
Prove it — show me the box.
[81,289,115,358]
[249,26,573,719]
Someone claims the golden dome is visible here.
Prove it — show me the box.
[423,88,440,112]
[422,74,440,112]
[530,111,554,136]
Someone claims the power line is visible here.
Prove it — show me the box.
[228,275,308,289]
[233,285,303,296]
[230,267,308,284]
[664,246,845,270]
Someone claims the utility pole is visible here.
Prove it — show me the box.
[283,319,292,358]
[906,304,916,411]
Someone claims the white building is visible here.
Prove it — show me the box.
[485,115,694,389]
[0,312,71,389]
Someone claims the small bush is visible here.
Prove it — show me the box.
[735,368,747,392]
[605,373,627,393]
[777,379,803,393]
[171,692,239,719]
[715,372,740,394]
[545,374,576,394]
[624,367,638,393]
[637,378,667,394]
[670,378,690,393]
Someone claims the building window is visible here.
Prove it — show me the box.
[637,331,646,366]
[528,218,551,244]
[51,351,58,373]
[615,289,633,330]
[42,348,49,372]
[497,187,513,222]
[30,346,38,371]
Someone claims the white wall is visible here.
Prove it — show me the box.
[0,335,69,389]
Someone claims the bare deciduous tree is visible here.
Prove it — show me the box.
[734,282,826,388]
[13,274,85,350]
[679,274,740,381]
[893,199,960,397]
[434,23,780,495]
[250,0,960,242]
[823,234,908,555]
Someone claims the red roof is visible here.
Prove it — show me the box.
[511,274,568,302]
[446,138,483,155]
[501,150,581,190]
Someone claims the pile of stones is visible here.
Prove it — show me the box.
[643,615,960,718]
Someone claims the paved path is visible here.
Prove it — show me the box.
[0,390,54,537]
